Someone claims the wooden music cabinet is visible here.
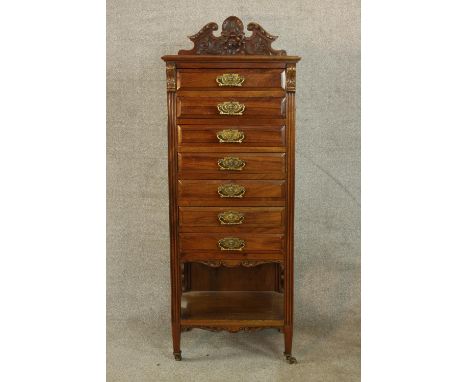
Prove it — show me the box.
[162,16,300,363]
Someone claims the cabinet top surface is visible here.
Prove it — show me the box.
[161,55,300,63]
[161,16,300,62]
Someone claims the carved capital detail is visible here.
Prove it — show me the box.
[166,63,176,91]
[286,64,296,92]
[178,16,286,56]
[198,260,282,268]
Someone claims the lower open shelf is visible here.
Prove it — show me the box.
[181,291,284,327]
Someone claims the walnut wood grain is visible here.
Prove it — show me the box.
[180,251,283,262]
[179,206,285,229]
[178,16,286,56]
[178,124,286,148]
[179,233,284,253]
[165,65,181,358]
[177,89,286,97]
[176,96,285,119]
[177,179,286,206]
[284,64,297,357]
[177,152,286,176]
[162,56,300,64]
[188,262,279,291]
[197,260,283,268]
[187,326,276,333]
[162,17,300,362]
[181,291,284,321]
[177,68,285,90]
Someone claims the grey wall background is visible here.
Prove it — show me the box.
[107,1,360,381]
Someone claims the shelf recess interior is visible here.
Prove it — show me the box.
[181,291,284,325]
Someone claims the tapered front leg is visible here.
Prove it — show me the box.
[172,323,181,361]
[283,325,297,364]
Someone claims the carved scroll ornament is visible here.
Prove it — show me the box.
[178,16,286,56]
[199,260,282,268]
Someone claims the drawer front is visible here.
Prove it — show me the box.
[177,69,285,90]
[178,153,286,176]
[178,124,286,148]
[179,233,285,253]
[177,97,285,119]
[178,180,286,206]
[179,207,285,228]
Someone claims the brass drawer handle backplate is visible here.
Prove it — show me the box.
[216,73,245,87]
[218,237,245,251]
[217,101,245,115]
[216,129,245,143]
[217,156,246,171]
[217,183,245,198]
[218,211,245,225]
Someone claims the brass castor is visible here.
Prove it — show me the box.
[174,352,182,361]
[284,353,297,364]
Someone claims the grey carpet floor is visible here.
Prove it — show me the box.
[107,317,360,382]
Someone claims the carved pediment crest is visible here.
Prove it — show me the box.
[178,16,286,56]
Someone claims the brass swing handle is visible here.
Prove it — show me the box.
[216,129,245,143]
[218,211,245,225]
[217,156,246,171]
[217,101,245,115]
[218,237,245,251]
[216,73,245,87]
[217,183,245,198]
